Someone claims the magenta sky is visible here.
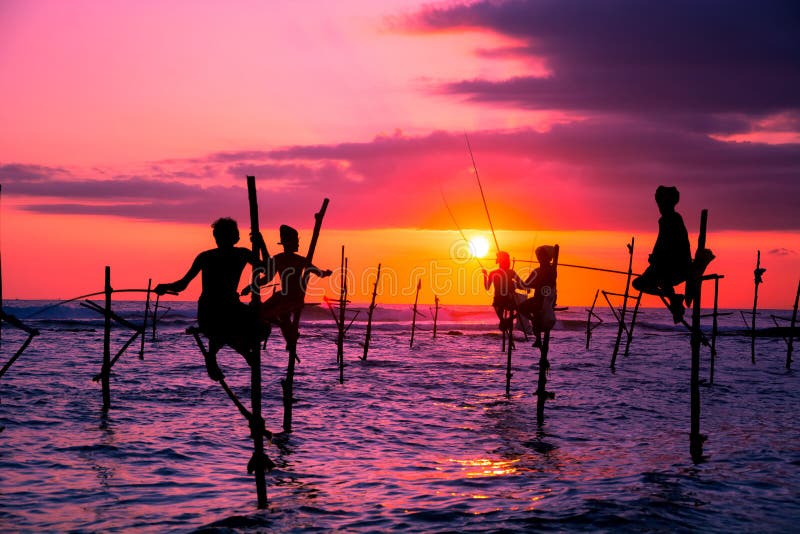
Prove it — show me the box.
[1,0,798,306]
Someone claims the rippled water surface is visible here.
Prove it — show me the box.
[1,302,799,532]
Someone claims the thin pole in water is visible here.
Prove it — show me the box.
[410,279,422,348]
[690,210,708,462]
[362,264,381,361]
[788,279,800,369]
[610,238,634,370]
[102,266,112,411]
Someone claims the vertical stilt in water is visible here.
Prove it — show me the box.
[611,238,634,370]
[690,210,708,462]
[139,279,151,360]
[432,296,440,339]
[537,245,559,426]
[410,279,422,348]
[1,184,4,346]
[362,264,381,361]
[337,248,347,385]
[751,250,762,364]
[787,280,800,369]
[586,289,599,350]
[246,176,268,508]
[505,308,514,397]
[102,266,112,412]
[283,199,329,433]
[623,291,642,357]
[710,276,720,384]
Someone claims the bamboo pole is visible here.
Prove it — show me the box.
[788,280,800,369]
[585,289,600,349]
[710,276,720,384]
[139,279,151,359]
[751,250,763,364]
[362,263,381,361]
[151,293,160,341]
[504,306,514,396]
[432,295,440,339]
[246,175,268,509]
[102,266,112,411]
[283,198,329,433]
[337,249,347,384]
[410,279,422,348]
[0,332,36,380]
[611,238,634,370]
[537,244,559,426]
[690,210,708,462]
[623,291,642,358]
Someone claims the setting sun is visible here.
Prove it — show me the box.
[468,235,491,258]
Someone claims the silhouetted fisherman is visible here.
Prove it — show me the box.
[249,225,332,346]
[518,245,557,348]
[155,217,265,380]
[483,251,524,331]
[632,186,694,323]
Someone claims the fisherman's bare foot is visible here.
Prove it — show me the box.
[669,295,685,324]
[204,355,224,382]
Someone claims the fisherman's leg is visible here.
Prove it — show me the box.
[204,339,225,381]
[632,267,662,295]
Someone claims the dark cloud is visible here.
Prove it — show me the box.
[407,0,800,121]
[768,248,797,256]
[1,163,71,183]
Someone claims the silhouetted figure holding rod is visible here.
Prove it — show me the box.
[518,245,557,348]
[155,217,264,380]
[633,186,714,323]
[246,224,332,347]
[483,251,524,331]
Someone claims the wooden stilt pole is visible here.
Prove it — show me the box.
[337,248,347,384]
[537,245,559,426]
[362,264,381,361]
[139,279,151,360]
[432,295,440,339]
[0,184,3,347]
[102,266,112,412]
[690,210,708,462]
[751,250,763,364]
[410,279,422,348]
[710,276,720,384]
[283,198,329,433]
[787,280,800,370]
[246,175,268,509]
[586,289,599,349]
[611,238,634,370]
[151,294,160,342]
[623,291,642,358]
[504,307,514,397]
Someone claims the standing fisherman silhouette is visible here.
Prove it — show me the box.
[632,186,694,323]
[248,224,332,346]
[483,251,524,331]
[154,218,265,381]
[518,245,557,348]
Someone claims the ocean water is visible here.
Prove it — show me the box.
[1,300,799,532]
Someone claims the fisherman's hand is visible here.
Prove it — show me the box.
[482,268,488,277]
[322,269,333,278]
[154,283,171,296]
[250,231,266,247]
[241,285,252,296]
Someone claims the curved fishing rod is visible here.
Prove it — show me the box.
[439,182,488,271]
[464,132,500,253]
[513,258,641,278]
[23,288,175,318]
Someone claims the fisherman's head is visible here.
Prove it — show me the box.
[655,185,680,216]
[278,224,299,252]
[535,245,555,265]
[212,217,240,248]
[496,250,511,269]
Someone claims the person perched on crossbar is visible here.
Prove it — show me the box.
[518,245,557,348]
[155,217,265,381]
[483,251,525,332]
[248,224,332,348]
[633,186,714,323]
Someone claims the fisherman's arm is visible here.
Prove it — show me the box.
[155,255,202,295]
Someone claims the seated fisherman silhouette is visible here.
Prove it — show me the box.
[632,186,713,323]
[483,251,524,331]
[247,224,332,347]
[154,217,265,381]
[518,245,557,348]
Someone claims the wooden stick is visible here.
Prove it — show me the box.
[751,250,762,364]
[246,175,268,509]
[585,289,600,349]
[505,307,514,397]
[623,291,642,358]
[102,266,112,411]
[537,244,559,426]
[140,279,151,359]
[690,210,708,462]
[710,276,720,384]
[338,249,347,384]
[611,238,634,370]
[0,331,36,380]
[788,279,800,369]
[81,300,141,332]
[410,279,422,348]
[283,198,329,433]
[362,263,381,361]
[432,295,440,339]
[93,331,140,381]
[151,293,160,341]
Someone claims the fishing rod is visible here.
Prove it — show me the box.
[465,132,500,253]
[439,182,488,270]
[513,258,641,278]
[23,288,176,318]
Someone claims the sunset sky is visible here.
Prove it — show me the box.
[1,0,798,307]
